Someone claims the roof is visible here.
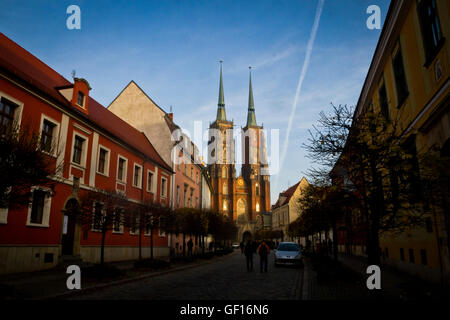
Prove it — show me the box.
[0,32,172,172]
[271,181,300,210]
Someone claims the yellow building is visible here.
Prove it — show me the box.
[271,177,309,241]
[345,0,449,284]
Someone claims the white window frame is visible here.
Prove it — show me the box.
[0,207,8,224]
[39,114,60,157]
[112,207,124,234]
[91,201,105,232]
[0,91,24,129]
[133,163,143,189]
[160,177,168,199]
[96,145,110,177]
[116,154,128,183]
[26,186,52,228]
[129,213,140,235]
[76,91,85,108]
[70,131,89,168]
[147,169,155,193]
[158,228,166,237]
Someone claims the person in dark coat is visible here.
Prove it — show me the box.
[187,239,194,256]
[244,241,254,272]
[257,240,270,273]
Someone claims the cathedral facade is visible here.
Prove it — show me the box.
[207,63,271,241]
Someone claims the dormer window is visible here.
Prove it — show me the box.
[77,92,85,107]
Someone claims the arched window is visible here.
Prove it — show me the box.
[222,166,227,178]
[256,202,260,212]
[255,183,260,196]
[223,200,228,211]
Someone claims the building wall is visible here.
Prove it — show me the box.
[343,0,450,283]
[0,72,171,274]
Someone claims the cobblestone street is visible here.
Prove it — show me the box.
[68,251,303,300]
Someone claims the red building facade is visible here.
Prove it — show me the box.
[0,33,173,274]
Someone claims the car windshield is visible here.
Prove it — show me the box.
[277,244,299,252]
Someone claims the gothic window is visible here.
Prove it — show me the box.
[256,202,260,212]
[223,200,228,212]
[222,166,227,178]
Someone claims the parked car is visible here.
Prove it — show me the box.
[232,242,240,249]
[274,242,302,267]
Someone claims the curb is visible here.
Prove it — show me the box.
[40,253,235,300]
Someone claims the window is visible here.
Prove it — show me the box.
[190,188,194,207]
[147,171,154,193]
[392,46,409,107]
[256,202,260,212]
[77,91,85,107]
[161,177,167,198]
[97,147,109,175]
[117,156,127,182]
[409,248,415,263]
[92,202,103,231]
[30,190,45,224]
[72,136,85,164]
[0,97,18,133]
[378,81,389,120]
[129,213,139,235]
[255,183,260,196]
[195,197,198,208]
[420,249,428,265]
[184,185,188,207]
[191,167,193,179]
[418,0,444,65]
[400,248,405,261]
[113,208,124,233]
[133,164,142,188]
[40,119,56,153]
[223,200,228,211]
[196,172,199,184]
[0,207,7,224]
[223,182,228,195]
[176,185,180,206]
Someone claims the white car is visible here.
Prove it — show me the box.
[274,242,302,267]
[232,242,240,249]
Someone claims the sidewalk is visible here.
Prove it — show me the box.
[0,253,233,300]
[336,253,448,300]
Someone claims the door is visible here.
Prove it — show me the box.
[62,199,79,255]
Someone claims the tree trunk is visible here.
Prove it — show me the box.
[332,220,338,261]
[138,226,142,261]
[100,229,106,267]
[150,227,154,261]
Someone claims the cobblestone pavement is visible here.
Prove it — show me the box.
[68,251,303,300]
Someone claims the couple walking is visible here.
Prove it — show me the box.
[244,240,270,273]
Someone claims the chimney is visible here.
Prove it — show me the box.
[168,113,174,122]
[71,78,91,114]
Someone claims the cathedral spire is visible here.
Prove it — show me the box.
[246,66,257,127]
[216,60,227,121]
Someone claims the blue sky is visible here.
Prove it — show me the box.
[1,0,390,203]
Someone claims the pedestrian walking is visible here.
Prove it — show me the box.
[244,241,254,272]
[257,240,270,273]
[187,239,194,256]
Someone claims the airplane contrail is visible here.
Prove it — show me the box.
[276,0,325,189]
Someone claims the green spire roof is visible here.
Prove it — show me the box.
[246,67,257,127]
[216,61,227,121]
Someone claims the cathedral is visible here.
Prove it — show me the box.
[207,63,271,241]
